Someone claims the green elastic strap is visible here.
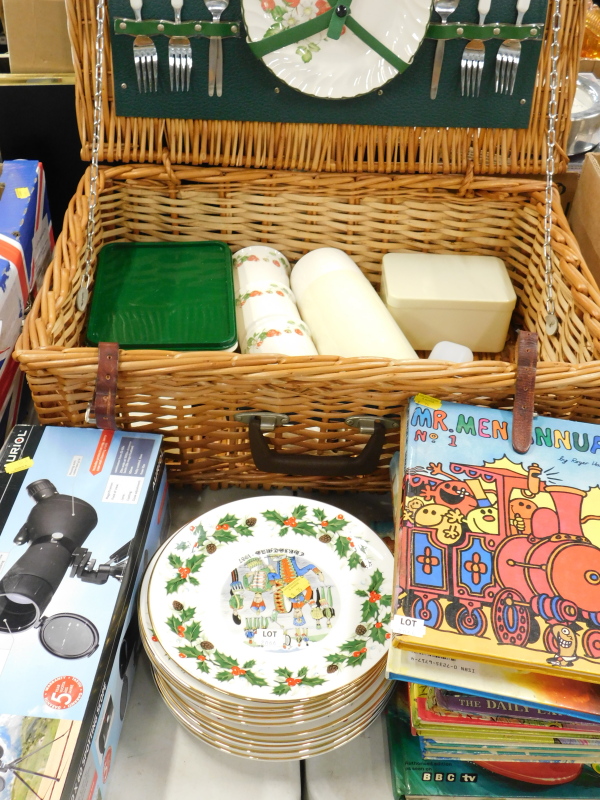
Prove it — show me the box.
[113,19,240,37]
[345,17,407,72]
[248,1,409,74]
[427,22,544,40]
[327,1,351,41]
[248,11,332,58]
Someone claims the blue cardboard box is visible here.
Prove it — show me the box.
[0,425,168,800]
[0,162,54,442]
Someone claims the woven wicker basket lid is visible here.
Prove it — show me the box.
[69,0,583,175]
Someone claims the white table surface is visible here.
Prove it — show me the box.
[108,654,302,800]
[305,713,394,800]
[108,654,394,800]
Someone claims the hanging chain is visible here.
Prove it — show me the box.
[543,0,562,337]
[76,0,106,312]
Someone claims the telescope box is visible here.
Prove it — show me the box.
[0,424,169,800]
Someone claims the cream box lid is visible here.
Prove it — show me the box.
[382,253,517,311]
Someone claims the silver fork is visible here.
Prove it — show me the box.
[430,0,461,100]
[169,0,192,91]
[461,0,491,97]
[495,0,532,95]
[204,0,229,97]
[129,0,158,93]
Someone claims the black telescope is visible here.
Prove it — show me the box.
[0,480,98,633]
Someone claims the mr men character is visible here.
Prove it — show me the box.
[413,503,465,545]
[546,624,580,667]
[414,503,450,530]
[403,496,427,525]
[509,498,538,536]
[466,505,500,536]
[422,464,479,516]
[460,479,499,536]
[437,509,464,544]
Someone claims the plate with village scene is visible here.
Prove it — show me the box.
[140,552,387,715]
[147,497,393,701]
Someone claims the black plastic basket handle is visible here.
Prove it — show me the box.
[235,413,399,477]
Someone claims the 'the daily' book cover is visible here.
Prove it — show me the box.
[389,398,600,684]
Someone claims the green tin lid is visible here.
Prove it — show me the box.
[86,241,237,350]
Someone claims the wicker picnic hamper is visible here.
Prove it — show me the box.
[14,0,600,492]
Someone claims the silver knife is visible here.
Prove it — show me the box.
[208,37,217,96]
[430,0,460,100]
[430,39,446,100]
[216,34,223,97]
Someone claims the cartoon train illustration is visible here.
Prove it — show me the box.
[397,460,600,661]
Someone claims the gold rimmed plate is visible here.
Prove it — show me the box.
[155,667,391,742]
[140,558,387,716]
[145,498,393,704]
[161,660,387,726]
[157,673,392,760]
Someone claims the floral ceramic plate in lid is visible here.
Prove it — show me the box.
[242,0,433,100]
[147,496,393,701]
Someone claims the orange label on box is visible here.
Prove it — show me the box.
[102,747,113,783]
[44,675,84,710]
[90,430,114,475]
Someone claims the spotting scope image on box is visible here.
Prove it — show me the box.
[0,479,131,658]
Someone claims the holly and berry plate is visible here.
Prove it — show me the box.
[146,496,393,702]
[156,669,393,760]
[163,662,391,739]
[140,552,385,715]
[167,658,387,722]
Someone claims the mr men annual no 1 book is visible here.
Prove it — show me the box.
[389,398,600,684]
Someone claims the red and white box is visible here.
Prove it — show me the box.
[0,160,54,440]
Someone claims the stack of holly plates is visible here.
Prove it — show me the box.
[139,496,394,760]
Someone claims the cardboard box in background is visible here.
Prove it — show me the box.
[580,58,600,79]
[568,153,600,289]
[3,0,72,73]
[0,367,25,443]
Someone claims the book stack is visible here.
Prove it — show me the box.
[388,688,600,800]
[386,397,600,788]
[409,683,600,762]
